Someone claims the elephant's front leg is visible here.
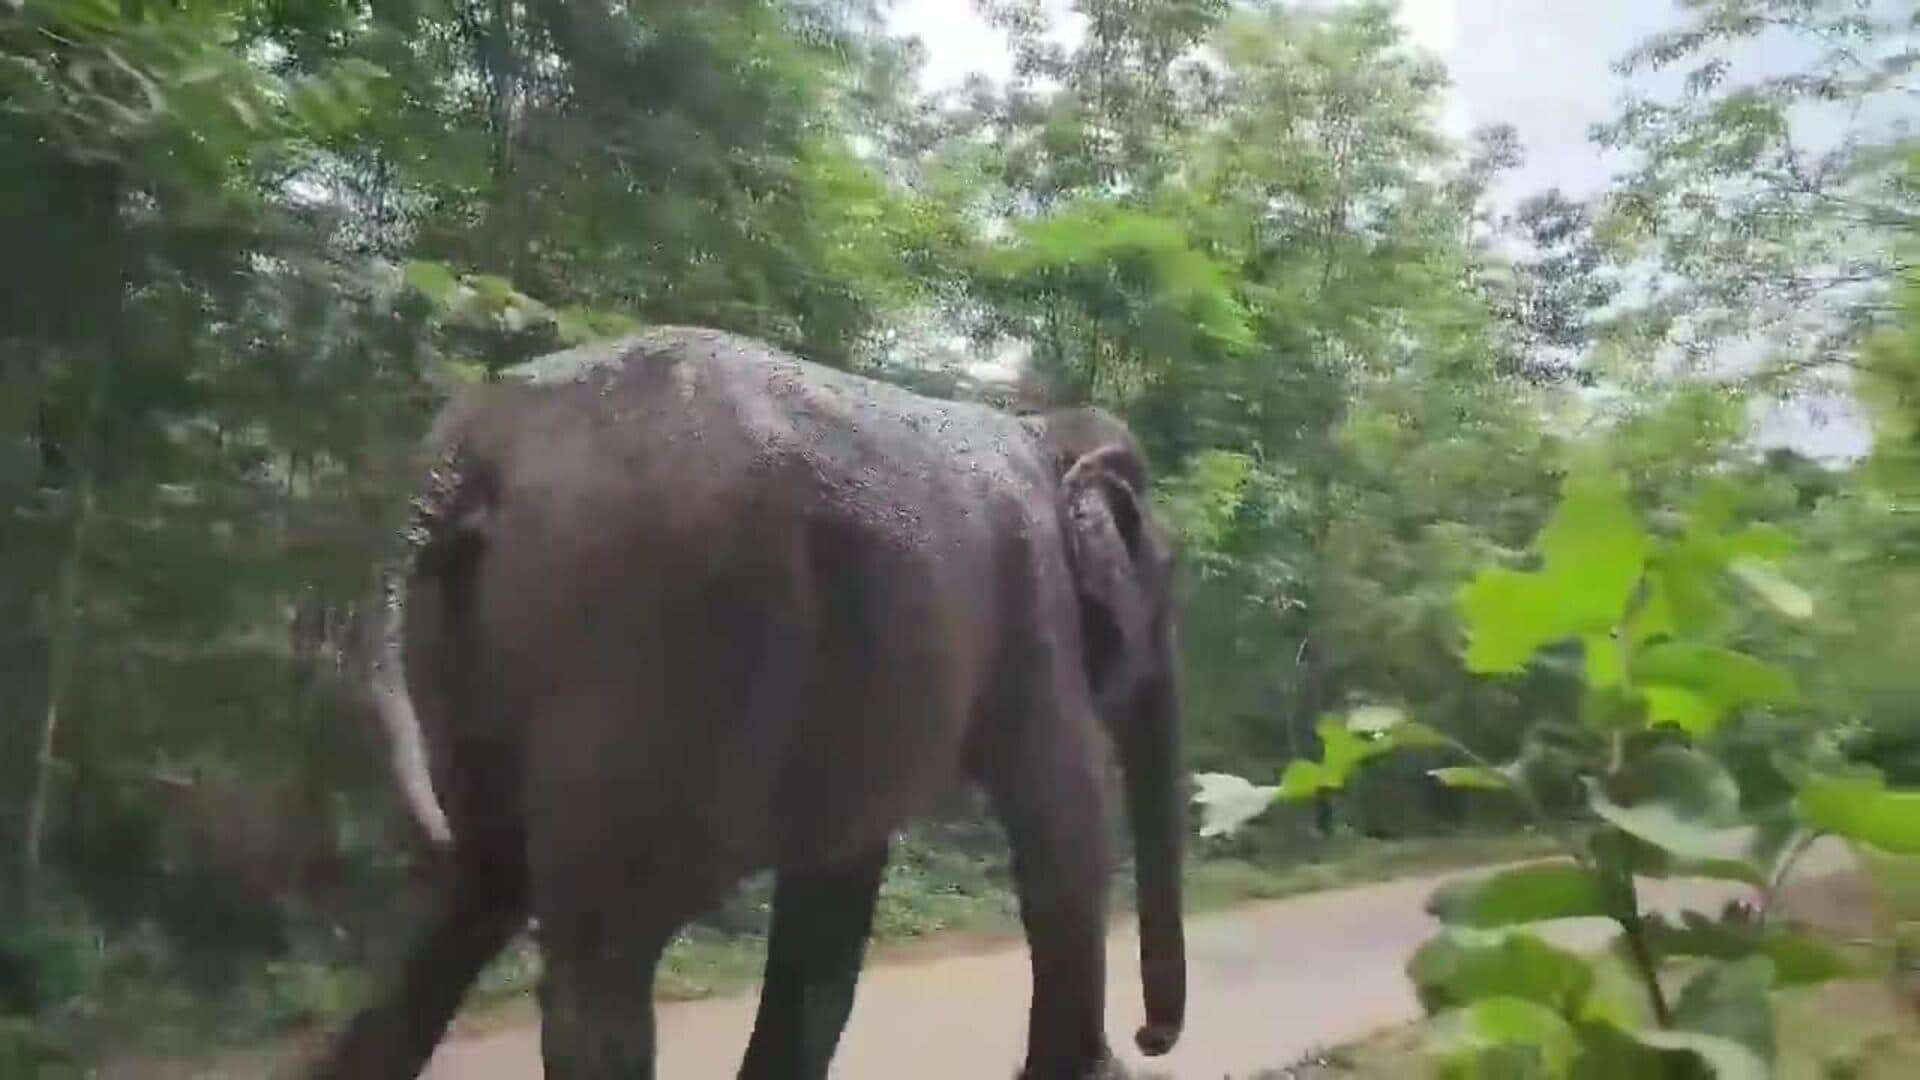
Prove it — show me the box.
[981,709,1116,1079]
[737,846,889,1079]
[311,860,526,1080]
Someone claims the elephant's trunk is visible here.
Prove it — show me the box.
[1122,660,1185,1057]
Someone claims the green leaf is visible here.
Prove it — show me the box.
[1388,721,1454,751]
[1632,644,1797,735]
[1430,997,1578,1079]
[1578,943,1659,1031]
[1538,471,1650,628]
[1427,862,1611,928]
[1408,927,1595,1015]
[1275,719,1393,801]
[402,260,460,305]
[1583,634,1625,689]
[1724,523,1796,562]
[1591,799,1761,874]
[1432,766,1513,791]
[1642,911,1852,988]
[1726,558,1812,619]
[1570,1019,1672,1075]
[1589,747,1762,875]
[1657,956,1776,1075]
[1641,687,1718,737]
[1626,573,1678,646]
[1458,568,1571,674]
[1629,1029,1767,1080]
[1647,540,1732,638]
[1610,745,1742,820]
[1191,772,1279,838]
[1797,774,1920,855]
[555,305,642,345]
[1458,472,1651,674]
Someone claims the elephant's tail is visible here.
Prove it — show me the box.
[370,567,454,851]
[369,443,496,853]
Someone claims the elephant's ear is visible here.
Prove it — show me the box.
[1061,444,1152,697]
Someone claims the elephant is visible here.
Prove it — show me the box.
[316,326,1187,1079]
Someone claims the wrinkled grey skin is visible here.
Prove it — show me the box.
[317,328,1186,1080]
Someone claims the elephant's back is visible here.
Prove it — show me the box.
[465,327,1049,566]
[441,323,1052,683]
[439,329,1052,873]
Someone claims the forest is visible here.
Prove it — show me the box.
[6,0,1920,1075]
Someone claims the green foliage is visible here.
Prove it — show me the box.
[1275,717,1398,801]
[1592,0,1920,380]
[10,0,1920,1065]
[1425,864,1611,930]
[1195,469,1920,1077]
[1431,996,1579,1079]
[1798,776,1920,857]
[1458,473,1647,673]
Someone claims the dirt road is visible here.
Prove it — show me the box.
[424,844,1864,1079]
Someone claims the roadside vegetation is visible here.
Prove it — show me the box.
[8,0,1920,1074]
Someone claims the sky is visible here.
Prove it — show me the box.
[886,0,1678,203]
[881,1,1874,459]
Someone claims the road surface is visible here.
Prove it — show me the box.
[423,844,1865,1079]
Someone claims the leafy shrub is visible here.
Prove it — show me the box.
[1198,471,1920,1077]
[0,923,96,1016]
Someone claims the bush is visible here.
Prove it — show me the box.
[1198,471,1920,1078]
[0,923,97,1016]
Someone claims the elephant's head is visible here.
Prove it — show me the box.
[1033,407,1187,1058]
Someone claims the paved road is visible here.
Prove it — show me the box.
[424,843,1864,1079]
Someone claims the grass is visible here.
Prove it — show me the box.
[1182,830,1560,915]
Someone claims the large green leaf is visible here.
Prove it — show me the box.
[1642,911,1851,988]
[1577,941,1660,1032]
[1590,805,1762,880]
[1408,927,1595,1016]
[1723,522,1796,562]
[1632,644,1797,735]
[1645,542,1731,640]
[1641,687,1718,737]
[1641,956,1777,1077]
[1608,746,1739,816]
[1569,1019,1675,1078]
[1387,720,1455,751]
[1537,471,1651,628]
[1275,718,1393,800]
[1428,863,1612,928]
[1432,766,1514,791]
[1583,634,1625,689]
[1458,568,1575,674]
[1797,774,1920,854]
[1628,1030,1767,1080]
[1589,747,1764,877]
[1457,473,1652,675]
[1431,996,1579,1079]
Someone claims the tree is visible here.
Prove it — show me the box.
[1594,0,1920,380]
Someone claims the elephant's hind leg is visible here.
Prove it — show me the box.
[310,859,527,1079]
[535,904,672,1080]
[738,846,889,1080]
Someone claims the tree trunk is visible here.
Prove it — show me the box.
[21,510,89,914]
[20,160,122,918]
